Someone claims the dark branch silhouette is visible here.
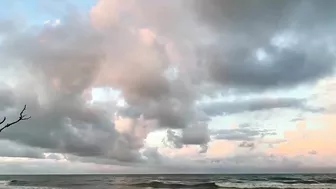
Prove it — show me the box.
[0,105,31,133]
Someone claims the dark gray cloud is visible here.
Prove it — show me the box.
[164,129,183,149]
[188,0,336,92]
[0,94,132,161]
[200,97,312,116]
[182,123,210,145]
[91,0,336,95]
[141,147,163,164]
[0,140,44,159]
[45,153,63,160]
[206,44,335,91]
[190,0,336,43]
[164,123,210,152]
[211,125,275,141]
[113,0,336,93]
[0,85,15,111]
[0,87,161,164]
[190,0,296,37]
[238,141,256,150]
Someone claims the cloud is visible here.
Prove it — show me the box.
[200,97,316,116]
[164,123,210,153]
[90,0,336,93]
[0,140,44,159]
[211,124,275,141]
[238,141,255,150]
[308,150,318,155]
[0,0,336,173]
[189,0,336,92]
[91,0,330,88]
[0,12,168,164]
[0,85,15,111]
[206,43,335,92]
[269,115,336,161]
[0,157,135,174]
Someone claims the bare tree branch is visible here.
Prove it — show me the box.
[0,117,5,124]
[0,105,31,133]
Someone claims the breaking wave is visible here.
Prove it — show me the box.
[131,180,336,189]
[0,180,10,186]
[3,180,66,189]
[132,181,219,188]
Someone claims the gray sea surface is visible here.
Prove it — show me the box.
[1,174,336,189]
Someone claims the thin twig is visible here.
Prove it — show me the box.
[0,105,31,133]
[0,117,5,124]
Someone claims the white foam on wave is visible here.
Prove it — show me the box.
[215,181,336,189]
[2,187,65,189]
[0,180,10,186]
[0,182,66,189]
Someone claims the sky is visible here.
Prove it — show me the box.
[0,0,336,174]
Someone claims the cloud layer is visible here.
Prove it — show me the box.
[0,0,336,173]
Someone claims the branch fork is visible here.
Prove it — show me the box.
[0,105,31,133]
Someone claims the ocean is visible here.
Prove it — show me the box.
[1,174,336,189]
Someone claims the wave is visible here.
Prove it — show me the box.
[245,176,336,185]
[132,181,219,188]
[0,180,10,186]
[215,182,336,189]
[6,180,65,189]
[268,176,301,181]
[269,177,336,184]
[320,179,336,184]
[130,180,336,189]
[8,179,29,186]
[6,178,336,189]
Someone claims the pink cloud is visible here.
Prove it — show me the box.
[269,115,336,159]
[206,140,236,158]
